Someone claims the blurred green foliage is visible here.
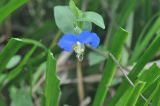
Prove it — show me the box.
[0,0,160,106]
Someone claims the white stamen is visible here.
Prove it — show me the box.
[73,42,85,61]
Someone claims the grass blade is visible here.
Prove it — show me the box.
[92,28,128,106]
[152,82,160,106]
[115,81,145,106]
[126,81,145,106]
[106,0,136,48]
[121,13,134,65]
[136,65,160,105]
[0,0,28,24]
[138,64,160,92]
[116,0,136,26]
[144,82,160,106]
[3,46,37,85]
[45,50,60,106]
[0,38,24,72]
[0,38,46,73]
[108,34,160,106]
[130,16,160,63]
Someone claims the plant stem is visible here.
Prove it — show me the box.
[49,31,61,48]
[76,60,85,105]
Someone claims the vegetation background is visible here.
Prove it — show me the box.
[0,0,160,106]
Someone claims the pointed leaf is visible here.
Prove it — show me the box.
[45,50,60,106]
[54,6,76,34]
[78,11,105,29]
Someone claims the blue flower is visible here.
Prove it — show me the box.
[58,31,100,51]
[58,31,100,60]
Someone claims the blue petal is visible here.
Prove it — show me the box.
[78,31,100,48]
[58,34,77,52]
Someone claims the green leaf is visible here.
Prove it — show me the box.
[144,82,160,106]
[130,16,160,64]
[138,64,160,92]
[0,38,46,73]
[152,82,160,106]
[109,35,160,106]
[0,38,24,72]
[92,28,128,106]
[69,0,78,17]
[19,38,47,50]
[106,0,136,48]
[6,55,21,69]
[54,6,76,34]
[54,6,92,34]
[10,86,33,106]
[0,0,28,24]
[126,81,145,106]
[115,81,145,106]
[45,50,60,106]
[69,0,83,18]
[4,46,37,85]
[130,36,160,78]
[69,0,92,31]
[81,21,92,32]
[136,67,160,106]
[0,0,6,8]
[78,11,105,29]
[141,0,152,21]
[116,0,136,26]
[121,13,134,65]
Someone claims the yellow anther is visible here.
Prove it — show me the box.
[73,42,85,61]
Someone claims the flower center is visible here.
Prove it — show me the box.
[73,42,85,61]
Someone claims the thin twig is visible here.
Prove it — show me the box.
[108,53,148,102]
[77,60,85,105]
[108,53,134,86]
[49,31,61,48]
[88,46,148,102]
